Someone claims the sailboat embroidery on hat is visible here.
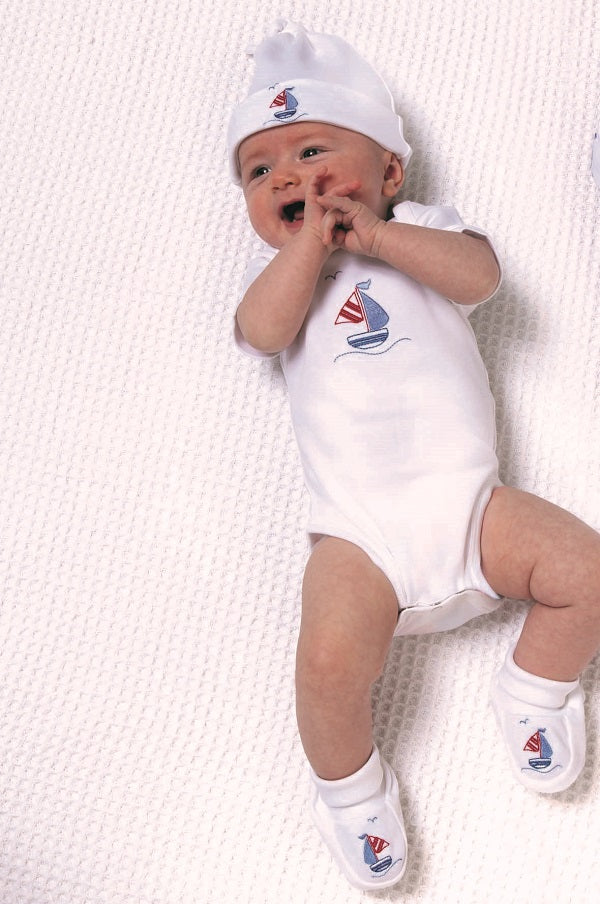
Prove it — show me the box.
[522,727,562,775]
[334,278,410,362]
[265,87,307,125]
[270,87,298,119]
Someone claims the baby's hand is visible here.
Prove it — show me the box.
[300,169,367,257]
[300,167,334,249]
[317,190,386,258]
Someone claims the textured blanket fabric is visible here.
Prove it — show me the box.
[1,1,599,902]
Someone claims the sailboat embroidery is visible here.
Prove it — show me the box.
[523,728,556,771]
[335,279,389,350]
[270,87,298,120]
[358,834,394,875]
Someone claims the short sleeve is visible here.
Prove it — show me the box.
[391,200,502,311]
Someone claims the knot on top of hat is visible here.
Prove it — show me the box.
[247,20,315,81]
[247,20,392,108]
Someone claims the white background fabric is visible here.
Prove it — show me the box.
[1,2,598,902]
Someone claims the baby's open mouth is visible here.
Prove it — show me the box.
[282,201,305,222]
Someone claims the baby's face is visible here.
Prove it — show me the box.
[238,122,399,248]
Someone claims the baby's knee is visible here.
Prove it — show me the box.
[296,628,386,697]
[298,536,398,694]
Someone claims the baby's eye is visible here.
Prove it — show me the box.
[301,148,322,158]
[251,165,270,179]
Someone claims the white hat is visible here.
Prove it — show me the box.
[227,20,412,185]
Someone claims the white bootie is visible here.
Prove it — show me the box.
[310,747,407,890]
[490,645,586,793]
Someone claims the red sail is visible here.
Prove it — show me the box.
[270,90,287,108]
[367,836,390,856]
[335,288,365,325]
[524,731,541,753]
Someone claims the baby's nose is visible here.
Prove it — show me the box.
[272,168,301,190]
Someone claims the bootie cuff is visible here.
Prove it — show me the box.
[310,747,383,808]
[500,645,580,709]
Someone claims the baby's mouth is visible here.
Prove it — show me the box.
[282,201,305,222]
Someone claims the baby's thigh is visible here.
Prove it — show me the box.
[300,536,399,675]
[480,486,600,603]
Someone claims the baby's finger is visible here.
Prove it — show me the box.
[320,208,335,245]
[306,166,328,199]
[320,208,342,246]
[317,192,357,213]
[325,179,361,199]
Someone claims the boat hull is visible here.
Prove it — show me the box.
[347,328,389,350]
[370,855,393,874]
[529,758,552,770]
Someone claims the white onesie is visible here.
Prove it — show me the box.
[236,201,503,635]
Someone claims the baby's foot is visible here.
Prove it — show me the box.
[310,747,407,890]
[490,646,586,793]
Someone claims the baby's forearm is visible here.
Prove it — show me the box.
[237,233,330,354]
[375,221,500,305]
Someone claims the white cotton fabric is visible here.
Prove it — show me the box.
[227,20,412,184]
[236,201,503,634]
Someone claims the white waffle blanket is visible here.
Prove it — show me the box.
[1,2,599,902]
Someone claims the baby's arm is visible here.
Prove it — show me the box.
[375,220,500,305]
[237,168,339,354]
[236,229,329,354]
[319,194,500,305]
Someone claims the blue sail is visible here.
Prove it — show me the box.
[539,730,553,759]
[362,837,377,867]
[527,728,553,770]
[356,280,389,331]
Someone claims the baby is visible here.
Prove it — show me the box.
[228,21,600,890]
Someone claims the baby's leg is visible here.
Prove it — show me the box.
[296,536,398,780]
[296,536,407,889]
[481,486,600,791]
[481,486,600,680]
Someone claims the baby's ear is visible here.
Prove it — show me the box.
[382,154,404,197]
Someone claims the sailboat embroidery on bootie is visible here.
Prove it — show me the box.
[358,833,402,877]
[334,279,410,362]
[522,727,562,775]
